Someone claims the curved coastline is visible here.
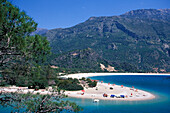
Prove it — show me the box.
[61,73,170,101]
[65,83,155,101]
[62,73,170,79]
[1,73,169,101]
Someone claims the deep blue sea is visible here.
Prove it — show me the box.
[0,75,170,113]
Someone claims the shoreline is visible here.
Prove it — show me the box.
[61,73,165,101]
[64,82,155,101]
[0,83,156,101]
[1,73,168,101]
[61,72,170,79]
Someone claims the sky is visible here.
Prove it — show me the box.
[12,0,170,29]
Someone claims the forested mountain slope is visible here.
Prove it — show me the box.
[44,9,170,72]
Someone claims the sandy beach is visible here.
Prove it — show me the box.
[62,73,170,101]
[1,73,169,101]
[61,72,170,79]
[0,86,54,95]
[0,82,155,101]
[65,82,155,101]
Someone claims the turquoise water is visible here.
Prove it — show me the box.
[0,75,170,113]
[67,75,170,113]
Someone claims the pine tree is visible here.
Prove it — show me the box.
[0,0,82,112]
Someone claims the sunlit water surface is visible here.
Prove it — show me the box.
[0,75,170,113]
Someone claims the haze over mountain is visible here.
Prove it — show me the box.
[31,28,48,35]
[43,9,170,72]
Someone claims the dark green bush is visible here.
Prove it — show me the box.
[81,77,86,81]
[86,78,92,83]
[88,81,97,87]
[58,79,83,91]
[0,81,7,86]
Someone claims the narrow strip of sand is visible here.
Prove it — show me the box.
[0,83,155,101]
[61,72,170,79]
[65,82,155,101]
[61,73,170,101]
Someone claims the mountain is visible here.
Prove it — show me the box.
[44,9,170,72]
[49,48,105,72]
[49,48,140,73]
[31,28,48,35]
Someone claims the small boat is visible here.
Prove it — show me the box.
[93,99,99,103]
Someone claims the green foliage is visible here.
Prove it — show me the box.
[88,81,97,87]
[0,1,83,112]
[81,77,86,81]
[0,78,7,86]
[0,0,51,86]
[86,78,91,83]
[44,9,170,72]
[58,78,83,91]
[28,65,48,89]
[49,48,102,72]
[49,48,116,73]
[85,78,97,87]
[0,88,83,112]
[24,35,51,63]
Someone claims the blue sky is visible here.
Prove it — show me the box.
[12,0,170,29]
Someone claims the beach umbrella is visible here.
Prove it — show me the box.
[121,85,123,88]
[81,90,85,93]
[101,81,103,83]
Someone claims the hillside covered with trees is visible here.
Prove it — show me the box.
[44,9,170,73]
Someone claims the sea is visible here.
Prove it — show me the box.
[0,75,170,113]
[68,75,170,113]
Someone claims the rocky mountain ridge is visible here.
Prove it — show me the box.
[43,9,170,72]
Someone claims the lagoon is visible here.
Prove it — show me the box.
[68,75,170,113]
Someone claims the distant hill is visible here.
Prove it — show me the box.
[43,9,170,72]
[31,28,48,35]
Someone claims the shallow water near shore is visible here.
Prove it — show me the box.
[0,75,170,113]
[67,75,170,113]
